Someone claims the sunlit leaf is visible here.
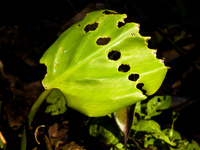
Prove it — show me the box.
[133,120,176,146]
[134,101,146,118]
[40,10,167,117]
[162,129,182,142]
[169,111,179,138]
[169,140,200,150]
[143,134,155,148]
[176,140,200,150]
[145,95,171,119]
[163,129,200,150]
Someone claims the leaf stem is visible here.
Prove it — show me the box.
[21,89,53,150]
[28,89,53,126]
[21,128,26,150]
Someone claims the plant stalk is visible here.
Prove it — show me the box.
[21,89,53,150]
[28,89,53,126]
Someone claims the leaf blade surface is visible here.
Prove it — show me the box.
[40,10,167,117]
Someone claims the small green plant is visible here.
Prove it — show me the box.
[89,96,200,149]
[20,9,174,149]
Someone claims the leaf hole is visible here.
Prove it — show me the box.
[96,37,111,45]
[102,10,118,15]
[136,83,147,95]
[128,73,139,81]
[84,22,98,33]
[157,98,161,102]
[118,64,130,72]
[117,21,125,28]
[108,50,121,61]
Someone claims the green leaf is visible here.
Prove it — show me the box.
[145,95,171,119]
[179,140,200,150]
[45,89,67,115]
[112,143,125,150]
[169,140,200,150]
[143,134,156,148]
[89,117,124,148]
[40,10,167,117]
[133,120,176,146]
[135,101,146,118]
[163,129,200,150]
[169,112,179,138]
[162,129,182,142]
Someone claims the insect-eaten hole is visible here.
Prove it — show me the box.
[96,37,111,45]
[118,64,130,72]
[157,98,161,102]
[84,22,98,33]
[108,50,121,61]
[117,21,125,28]
[136,83,147,95]
[102,10,118,15]
[128,73,139,81]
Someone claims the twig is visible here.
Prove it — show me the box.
[129,137,144,150]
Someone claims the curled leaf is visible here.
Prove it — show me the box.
[113,104,136,148]
[40,10,167,117]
